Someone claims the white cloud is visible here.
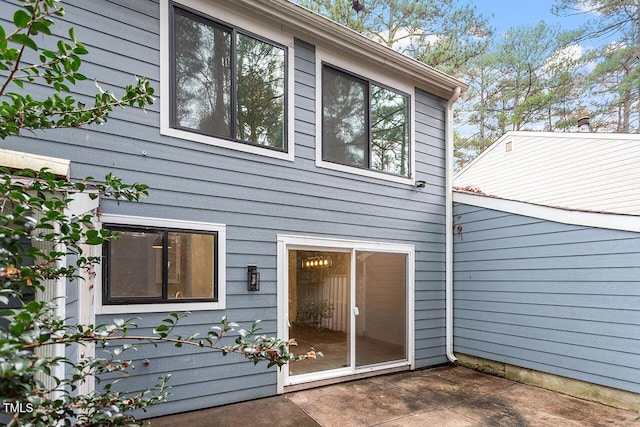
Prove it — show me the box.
[548,43,584,66]
[376,27,439,52]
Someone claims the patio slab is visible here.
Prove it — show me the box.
[149,365,638,426]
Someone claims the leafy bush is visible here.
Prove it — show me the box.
[0,1,318,425]
[0,168,316,426]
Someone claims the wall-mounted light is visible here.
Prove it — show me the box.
[415,180,426,190]
[247,265,260,291]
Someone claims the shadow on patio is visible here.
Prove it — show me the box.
[149,365,637,426]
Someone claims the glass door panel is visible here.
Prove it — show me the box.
[288,250,350,375]
[355,252,407,367]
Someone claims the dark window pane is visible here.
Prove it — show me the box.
[236,34,285,149]
[371,85,409,176]
[174,10,231,137]
[109,231,162,299]
[106,227,216,303]
[322,67,368,167]
[168,232,215,300]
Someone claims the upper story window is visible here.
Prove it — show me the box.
[322,64,410,178]
[168,3,288,152]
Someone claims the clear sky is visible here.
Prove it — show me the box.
[472,0,589,34]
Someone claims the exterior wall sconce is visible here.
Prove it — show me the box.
[247,265,260,291]
[415,180,426,190]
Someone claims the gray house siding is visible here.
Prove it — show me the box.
[414,91,448,367]
[2,0,450,417]
[453,202,640,394]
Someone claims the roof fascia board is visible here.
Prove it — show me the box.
[0,149,70,179]
[453,191,640,233]
[227,0,466,99]
[454,132,510,178]
[505,130,640,141]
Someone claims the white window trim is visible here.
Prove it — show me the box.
[315,47,416,185]
[96,214,226,314]
[276,234,415,393]
[159,0,295,162]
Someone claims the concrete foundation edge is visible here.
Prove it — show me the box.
[455,354,639,412]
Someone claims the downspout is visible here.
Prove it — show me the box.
[445,86,461,363]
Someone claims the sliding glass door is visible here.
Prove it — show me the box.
[355,252,407,367]
[280,238,413,386]
[288,250,351,376]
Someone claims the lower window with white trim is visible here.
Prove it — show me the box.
[99,215,226,314]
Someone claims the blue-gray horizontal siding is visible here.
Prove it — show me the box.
[2,0,449,417]
[453,202,640,394]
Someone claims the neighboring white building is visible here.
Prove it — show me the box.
[452,130,640,411]
[454,131,640,215]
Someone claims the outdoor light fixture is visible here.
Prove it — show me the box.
[247,265,260,291]
[415,180,426,189]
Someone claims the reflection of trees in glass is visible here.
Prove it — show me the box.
[322,66,409,176]
[322,67,368,167]
[236,34,285,148]
[173,9,286,149]
[174,11,231,136]
[371,86,408,176]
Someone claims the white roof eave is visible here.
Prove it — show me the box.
[229,0,467,99]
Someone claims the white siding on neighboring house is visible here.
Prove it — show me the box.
[454,131,640,215]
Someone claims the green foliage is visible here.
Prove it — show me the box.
[0,167,157,426]
[297,0,493,75]
[0,175,316,425]
[464,22,576,134]
[0,0,154,139]
[0,1,318,425]
[553,0,640,133]
[301,0,639,168]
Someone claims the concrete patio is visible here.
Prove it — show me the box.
[148,365,638,426]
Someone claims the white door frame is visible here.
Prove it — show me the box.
[276,234,415,393]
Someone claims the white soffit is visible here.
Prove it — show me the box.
[226,0,467,99]
[0,149,70,179]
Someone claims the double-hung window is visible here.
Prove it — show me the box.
[103,225,218,305]
[170,4,287,151]
[322,64,410,177]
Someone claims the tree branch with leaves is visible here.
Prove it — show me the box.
[0,1,318,426]
[0,0,154,139]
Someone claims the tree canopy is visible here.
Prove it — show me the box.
[0,1,315,425]
[298,0,493,74]
[295,0,639,169]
